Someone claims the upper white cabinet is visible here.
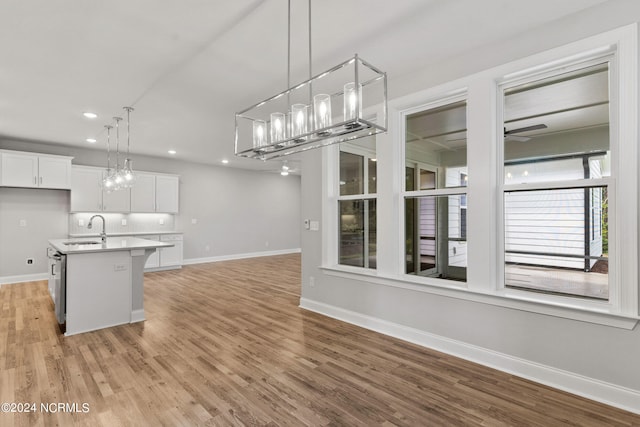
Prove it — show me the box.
[71,165,178,213]
[0,150,72,189]
[156,175,179,213]
[130,173,156,212]
[70,166,130,212]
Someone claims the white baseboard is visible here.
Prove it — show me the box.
[183,248,301,266]
[0,273,48,286]
[299,297,640,415]
[130,309,145,323]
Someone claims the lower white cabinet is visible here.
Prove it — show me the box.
[160,234,183,267]
[140,234,183,270]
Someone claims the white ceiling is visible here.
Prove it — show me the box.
[0,0,608,172]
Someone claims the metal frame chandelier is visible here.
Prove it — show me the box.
[234,0,387,161]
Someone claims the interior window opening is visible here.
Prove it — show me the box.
[405,99,467,281]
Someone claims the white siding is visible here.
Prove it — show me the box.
[505,188,585,269]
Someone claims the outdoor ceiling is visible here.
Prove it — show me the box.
[0,0,608,172]
[406,65,610,156]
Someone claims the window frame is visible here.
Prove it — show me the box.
[336,143,378,270]
[320,23,638,328]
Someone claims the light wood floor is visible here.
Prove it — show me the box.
[1,254,638,426]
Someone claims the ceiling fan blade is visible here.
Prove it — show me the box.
[504,124,548,135]
[504,135,531,142]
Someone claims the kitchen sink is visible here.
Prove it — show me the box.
[62,241,102,246]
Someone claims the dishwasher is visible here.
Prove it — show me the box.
[47,246,66,325]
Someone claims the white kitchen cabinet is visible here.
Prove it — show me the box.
[0,150,71,189]
[102,182,130,212]
[130,173,156,212]
[156,175,179,213]
[70,166,103,211]
[70,165,130,212]
[136,234,183,270]
[160,234,183,267]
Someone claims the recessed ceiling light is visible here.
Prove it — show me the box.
[221,159,229,164]
[83,112,98,119]
[168,150,177,155]
[86,138,97,143]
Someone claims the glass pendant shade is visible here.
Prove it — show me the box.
[270,112,286,143]
[121,158,136,187]
[313,93,332,135]
[253,119,267,148]
[343,82,363,125]
[291,104,308,141]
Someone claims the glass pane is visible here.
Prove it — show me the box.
[368,200,377,269]
[406,167,416,191]
[406,100,467,189]
[420,169,436,190]
[503,62,610,182]
[340,151,363,196]
[504,186,608,300]
[405,195,467,282]
[368,158,377,194]
[339,200,376,269]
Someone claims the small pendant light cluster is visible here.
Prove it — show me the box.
[102,106,136,193]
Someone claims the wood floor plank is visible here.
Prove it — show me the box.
[0,254,638,426]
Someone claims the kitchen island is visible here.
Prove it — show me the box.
[48,237,173,336]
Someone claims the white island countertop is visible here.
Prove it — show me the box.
[49,237,173,254]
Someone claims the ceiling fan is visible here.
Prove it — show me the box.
[504,124,548,142]
[268,160,299,176]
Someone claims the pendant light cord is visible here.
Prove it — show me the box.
[114,117,122,170]
[308,0,312,103]
[105,125,112,170]
[124,107,134,157]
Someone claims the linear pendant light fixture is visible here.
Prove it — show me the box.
[234,0,387,161]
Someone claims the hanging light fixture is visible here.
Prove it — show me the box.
[234,0,387,161]
[112,116,124,190]
[102,124,116,192]
[121,106,136,187]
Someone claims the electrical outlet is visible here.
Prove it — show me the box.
[205,245,210,252]
[303,219,310,230]
[191,218,197,224]
[114,264,127,271]
[19,219,27,227]
[159,218,165,225]
[121,219,127,226]
[309,276,315,287]
[310,220,320,231]
[78,219,85,227]
[26,258,34,265]
[265,241,269,247]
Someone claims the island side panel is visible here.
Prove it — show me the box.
[130,248,154,322]
[65,251,132,336]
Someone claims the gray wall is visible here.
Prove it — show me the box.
[301,0,640,396]
[0,138,301,278]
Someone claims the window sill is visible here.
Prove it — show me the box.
[320,265,639,330]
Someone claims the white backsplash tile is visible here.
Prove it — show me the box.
[69,213,175,236]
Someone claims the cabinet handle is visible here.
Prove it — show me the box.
[51,264,55,276]
[39,176,43,184]
[33,176,37,185]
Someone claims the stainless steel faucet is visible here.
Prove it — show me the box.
[88,215,107,243]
